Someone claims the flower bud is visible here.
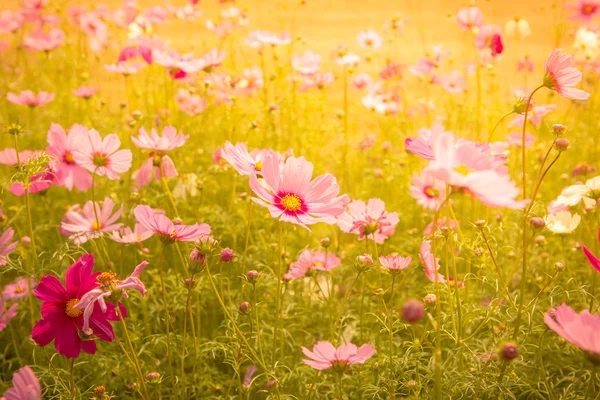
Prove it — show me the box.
[142,247,150,254]
[402,299,424,323]
[94,386,106,396]
[535,235,546,245]
[196,235,218,252]
[184,278,197,287]
[247,270,260,283]
[239,301,250,314]
[424,294,437,304]
[552,124,565,135]
[220,248,235,262]
[555,138,569,151]
[355,253,373,271]
[529,217,545,230]
[555,262,565,271]
[320,237,331,248]
[173,217,183,225]
[474,220,486,228]
[145,372,161,382]
[496,212,503,222]
[190,248,207,272]
[21,236,31,244]
[500,342,518,361]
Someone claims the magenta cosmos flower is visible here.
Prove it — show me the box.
[420,240,445,283]
[221,141,279,176]
[32,254,124,358]
[2,277,37,300]
[582,228,600,273]
[46,123,93,191]
[543,49,590,100]
[379,255,412,273]
[249,154,350,230]
[75,261,148,335]
[7,90,54,107]
[2,366,41,400]
[134,205,211,244]
[0,297,18,332]
[0,227,18,266]
[61,198,123,244]
[9,164,57,196]
[72,129,132,179]
[131,126,189,187]
[284,249,341,280]
[544,304,600,357]
[337,198,399,243]
[301,341,376,371]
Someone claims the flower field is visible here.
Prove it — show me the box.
[1,0,600,399]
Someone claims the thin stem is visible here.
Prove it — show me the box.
[158,245,175,383]
[388,274,396,398]
[486,111,514,143]
[242,200,253,273]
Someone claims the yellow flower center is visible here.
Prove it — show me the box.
[64,152,75,164]
[455,165,470,176]
[92,221,103,231]
[255,161,263,172]
[65,298,83,318]
[15,286,25,294]
[281,194,302,211]
[314,261,323,268]
[97,271,118,288]
[424,187,439,198]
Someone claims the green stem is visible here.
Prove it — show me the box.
[158,245,175,383]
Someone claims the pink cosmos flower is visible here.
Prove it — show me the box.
[104,61,146,75]
[23,28,65,51]
[2,278,37,301]
[134,205,211,244]
[0,298,17,332]
[0,10,24,35]
[0,149,41,166]
[337,198,399,243]
[544,304,600,356]
[582,228,600,273]
[507,132,536,147]
[475,25,504,57]
[456,7,484,30]
[175,89,208,116]
[423,216,458,236]
[118,45,153,64]
[508,104,557,128]
[111,223,153,244]
[420,240,445,283]
[72,86,97,99]
[405,122,451,160]
[301,341,376,371]
[245,31,291,48]
[0,228,18,266]
[131,126,189,187]
[46,123,93,191]
[61,198,123,244]
[543,49,590,100]
[236,67,264,95]
[221,141,277,176]
[10,167,57,196]
[336,53,361,68]
[7,90,54,107]
[379,255,412,273]
[284,250,341,279]
[75,261,148,335]
[249,155,350,230]
[518,56,535,73]
[32,254,124,358]
[439,71,467,95]
[72,129,132,179]
[1,366,41,400]
[357,29,383,50]
[352,73,373,90]
[292,51,322,76]
[410,171,446,210]
[567,0,600,22]
[299,72,334,92]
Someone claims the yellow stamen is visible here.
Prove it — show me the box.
[65,298,83,318]
[281,194,302,211]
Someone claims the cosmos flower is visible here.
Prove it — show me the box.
[379,255,412,273]
[111,223,154,244]
[0,149,41,166]
[72,86,98,99]
[7,90,54,107]
[118,44,153,64]
[1,366,41,400]
[32,254,123,359]
[284,250,341,279]
[245,31,291,48]
[356,29,383,49]
[439,71,467,94]
[23,28,65,51]
[0,228,18,266]
[544,304,600,356]
[2,278,37,301]
[456,7,484,31]
[544,211,581,234]
[10,167,57,196]
[582,228,600,273]
[72,129,132,179]
[46,123,93,191]
[543,48,590,100]
[410,171,446,210]
[61,198,123,244]
[292,51,322,75]
[566,0,600,23]
[0,297,17,332]
[553,176,600,208]
[131,126,189,187]
[420,240,446,283]
[337,198,399,243]
[221,141,278,176]
[175,89,208,116]
[133,205,211,244]
[249,154,350,230]
[301,341,376,371]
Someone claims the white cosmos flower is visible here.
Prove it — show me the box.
[554,176,600,209]
[505,18,531,39]
[544,211,581,234]
[573,28,600,61]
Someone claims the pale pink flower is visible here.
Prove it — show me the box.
[507,132,536,147]
[46,123,93,191]
[0,10,24,34]
[23,28,65,51]
[439,71,467,95]
[249,155,350,230]
[0,228,18,266]
[61,198,123,244]
[544,304,600,356]
[547,199,570,214]
[175,89,208,116]
[172,4,202,21]
[508,104,557,128]
[75,261,149,335]
[518,56,535,72]
[301,341,376,371]
[2,278,37,300]
[1,365,41,399]
[72,86,98,99]
[410,171,446,210]
[352,73,373,90]
[72,129,132,179]
[0,149,42,166]
[405,122,451,160]
[336,53,360,67]
[221,141,277,176]
[475,25,504,57]
[357,29,383,50]
[134,205,211,244]
[237,67,264,95]
[7,90,54,107]
[420,240,445,283]
[104,61,145,75]
[131,126,188,187]
[423,217,458,236]
[299,72,334,92]
[245,31,291,48]
[285,250,341,279]
[200,48,226,72]
[543,49,590,100]
[111,223,153,244]
[292,51,322,75]
[337,198,399,243]
[456,7,484,30]
[567,0,600,22]
[379,255,412,273]
[0,297,18,332]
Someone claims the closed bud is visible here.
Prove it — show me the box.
[529,217,545,229]
[402,299,424,323]
[424,293,437,304]
[555,138,569,151]
[145,372,161,382]
[173,217,183,225]
[247,270,260,283]
[320,237,331,248]
[239,301,250,314]
[500,342,518,361]
[555,262,565,271]
[552,124,566,135]
[220,248,235,262]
